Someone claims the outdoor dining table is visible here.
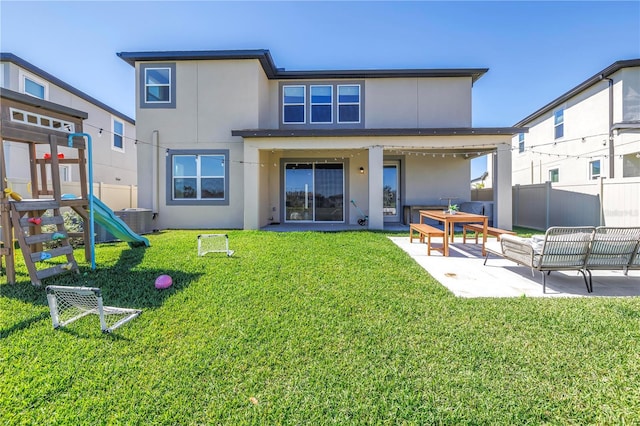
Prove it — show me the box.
[419,210,488,257]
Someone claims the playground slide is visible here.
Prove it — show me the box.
[90,196,150,247]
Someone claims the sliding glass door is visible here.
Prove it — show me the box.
[285,162,344,222]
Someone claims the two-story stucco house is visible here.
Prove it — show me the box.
[0,53,137,187]
[118,49,522,230]
[511,59,640,185]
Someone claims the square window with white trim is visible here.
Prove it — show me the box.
[140,63,176,108]
[19,70,48,100]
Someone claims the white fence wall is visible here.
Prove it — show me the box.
[472,178,640,230]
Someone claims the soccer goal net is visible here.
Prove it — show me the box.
[197,234,234,257]
[46,285,141,333]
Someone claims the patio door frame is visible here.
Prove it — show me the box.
[282,160,346,223]
[383,160,401,223]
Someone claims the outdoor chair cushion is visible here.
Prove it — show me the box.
[459,202,483,215]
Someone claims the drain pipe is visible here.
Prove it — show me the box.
[68,133,96,270]
[600,74,615,178]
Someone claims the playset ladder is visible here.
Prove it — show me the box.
[9,200,79,286]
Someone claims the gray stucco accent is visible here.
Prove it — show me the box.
[140,63,176,109]
[278,81,365,130]
[165,149,230,206]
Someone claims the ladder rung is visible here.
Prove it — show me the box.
[30,245,74,262]
[10,200,60,211]
[36,262,78,280]
[25,232,67,245]
[19,215,64,228]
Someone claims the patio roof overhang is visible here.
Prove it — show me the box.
[232,127,525,138]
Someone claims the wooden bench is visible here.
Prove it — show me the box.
[409,223,445,255]
[462,223,515,244]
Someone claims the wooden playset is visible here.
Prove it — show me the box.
[0,88,93,285]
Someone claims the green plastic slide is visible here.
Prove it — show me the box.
[90,196,150,247]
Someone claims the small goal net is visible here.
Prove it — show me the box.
[198,234,234,257]
[46,285,141,333]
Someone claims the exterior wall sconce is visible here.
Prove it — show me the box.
[359,167,365,174]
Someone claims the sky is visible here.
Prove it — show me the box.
[1,0,639,178]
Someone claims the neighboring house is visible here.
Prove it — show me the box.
[0,53,137,187]
[511,59,640,185]
[118,49,522,230]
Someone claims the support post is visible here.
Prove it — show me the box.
[367,146,384,230]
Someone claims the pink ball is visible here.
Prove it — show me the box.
[154,274,173,290]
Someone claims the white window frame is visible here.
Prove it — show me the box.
[112,118,125,153]
[589,159,601,180]
[19,70,48,100]
[337,84,361,124]
[60,165,72,182]
[282,85,306,124]
[166,150,231,206]
[518,133,525,153]
[554,108,564,140]
[9,107,75,133]
[549,168,559,183]
[144,67,172,104]
[310,85,333,124]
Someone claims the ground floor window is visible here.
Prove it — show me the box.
[166,149,229,205]
[285,162,344,222]
[589,160,601,180]
[549,168,559,183]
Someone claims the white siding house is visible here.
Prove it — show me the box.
[0,53,137,187]
[512,59,640,185]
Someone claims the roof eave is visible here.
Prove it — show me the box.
[116,50,487,82]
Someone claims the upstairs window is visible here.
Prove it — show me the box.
[20,71,48,100]
[518,133,525,153]
[145,68,171,103]
[112,119,124,152]
[554,108,564,139]
[589,160,601,180]
[310,85,332,123]
[140,63,176,108]
[283,86,305,124]
[338,85,360,123]
[549,168,559,183]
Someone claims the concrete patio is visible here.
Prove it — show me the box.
[389,236,640,298]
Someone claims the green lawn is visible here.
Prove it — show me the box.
[1,230,639,424]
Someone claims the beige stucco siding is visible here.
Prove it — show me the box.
[135,59,268,229]
[366,77,472,128]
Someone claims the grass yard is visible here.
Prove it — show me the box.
[1,230,640,424]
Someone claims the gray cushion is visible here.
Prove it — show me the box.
[459,202,483,215]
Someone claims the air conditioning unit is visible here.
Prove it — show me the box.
[114,208,153,234]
